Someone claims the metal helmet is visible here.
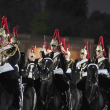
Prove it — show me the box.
[0,16,10,42]
[80,47,87,55]
[96,36,106,56]
[96,45,104,52]
[50,29,61,52]
[11,27,20,44]
[65,44,70,56]
[50,37,59,46]
[29,46,36,58]
[40,41,47,54]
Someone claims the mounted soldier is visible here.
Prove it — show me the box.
[37,41,47,69]
[26,46,38,80]
[65,44,74,80]
[73,42,90,81]
[48,29,69,108]
[94,36,110,104]
[11,27,25,109]
[0,16,21,109]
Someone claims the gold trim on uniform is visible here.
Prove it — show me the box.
[68,59,74,68]
[0,44,21,61]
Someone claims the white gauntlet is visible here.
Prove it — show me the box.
[0,63,14,74]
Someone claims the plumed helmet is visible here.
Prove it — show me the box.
[29,46,36,58]
[96,36,106,56]
[50,37,59,46]
[80,48,87,55]
[80,42,89,59]
[96,45,104,52]
[11,27,20,44]
[50,29,61,51]
[65,44,70,56]
[40,41,47,54]
[0,16,10,42]
[60,38,65,53]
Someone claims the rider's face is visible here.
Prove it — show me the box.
[80,53,86,60]
[65,54,70,60]
[39,52,42,57]
[96,50,103,57]
[51,45,58,52]
[29,56,35,61]
[80,54,84,59]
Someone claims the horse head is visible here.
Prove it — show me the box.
[40,57,54,81]
[39,52,55,102]
[27,62,39,80]
[87,59,99,85]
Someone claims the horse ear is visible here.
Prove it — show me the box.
[42,52,45,59]
[88,58,91,64]
[50,52,54,59]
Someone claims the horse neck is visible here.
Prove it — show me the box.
[85,74,99,103]
[39,72,54,101]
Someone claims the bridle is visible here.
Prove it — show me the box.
[39,57,55,106]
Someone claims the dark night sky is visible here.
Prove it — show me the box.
[88,0,110,15]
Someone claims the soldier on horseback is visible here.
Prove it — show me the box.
[65,44,74,78]
[0,16,21,109]
[26,46,39,80]
[37,41,47,68]
[73,42,90,80]
[48,29,69,109]
[94,36,110,105]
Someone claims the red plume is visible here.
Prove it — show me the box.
[52,29,61,52]
[85,42,90,59]
[1,16,11,42]
[61,38,65,50]
[98,36,106,56]
[43,41,47,50]
[67,44,70,51]
[13,27,18,38]
[31,46,35,53]
[47,45,51,51]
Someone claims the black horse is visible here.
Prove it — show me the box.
[22,64,38,110]
[35,57,62,110]
[77,60,108,110]
[0,83,13,110]
[23,82,37,110]
[19,51,37,110]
